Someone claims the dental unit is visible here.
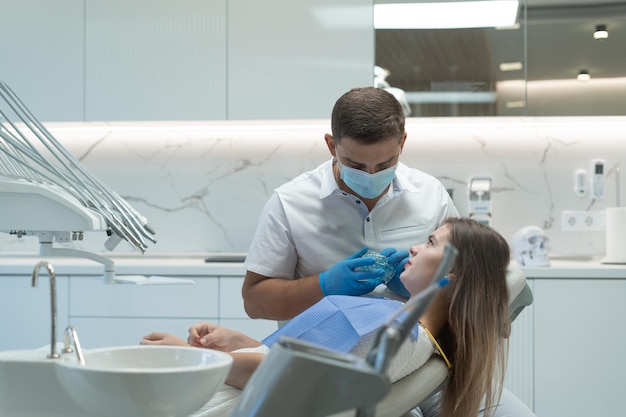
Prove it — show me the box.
[0,81,156,283]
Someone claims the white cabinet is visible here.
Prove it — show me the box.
[68,275,220,348]
[0,275,71,350]
[533,279,626,417]
[2,0,373,121]
[66,275,277,348]
[0,267,277,351]
[218,277,278,340]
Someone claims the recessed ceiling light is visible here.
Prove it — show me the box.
[499,62,523,72]
[577,70,591,82]
[374,1,519,29]
[594,24,608,40]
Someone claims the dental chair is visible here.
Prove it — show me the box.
[336,267,532,417]
[229,262,533,417]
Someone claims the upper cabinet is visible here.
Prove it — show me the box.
[1,0,373,122]
[1,0,624,121]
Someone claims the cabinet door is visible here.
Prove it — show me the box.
[534,279,626,416]
[69,317,210,348]
[219,277,278,340]
[85,0,227,121]
[69,276,219,348]
[0,275,70,350]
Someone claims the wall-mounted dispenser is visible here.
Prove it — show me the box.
[468,176,492,226]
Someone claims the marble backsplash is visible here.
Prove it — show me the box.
[1,117,624,260]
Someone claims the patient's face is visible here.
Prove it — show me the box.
[400,224,451,296]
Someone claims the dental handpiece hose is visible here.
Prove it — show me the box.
[365,243,458,374]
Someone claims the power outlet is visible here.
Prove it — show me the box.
[561,210,606,231]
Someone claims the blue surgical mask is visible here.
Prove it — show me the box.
[338,161,397,199]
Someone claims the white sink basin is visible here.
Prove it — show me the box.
[0,348,84,417]
[55,345,233,417]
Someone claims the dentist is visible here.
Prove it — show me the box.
[242,86,457,322]
[239,87,536,417]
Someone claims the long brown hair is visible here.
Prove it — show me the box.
[439,217,511,417]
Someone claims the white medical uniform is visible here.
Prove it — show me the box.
[244,159,458,280]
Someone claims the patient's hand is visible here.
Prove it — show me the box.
[188,322,261,352]
[140,332,188,346]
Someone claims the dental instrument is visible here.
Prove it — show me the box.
[0,81,156,283]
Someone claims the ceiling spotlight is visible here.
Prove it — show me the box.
[577,70,591,82]
[594,24,608,40]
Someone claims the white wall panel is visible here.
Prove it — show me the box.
[228,0,374,120]
[0,0,84,121]
[84,0,227,121]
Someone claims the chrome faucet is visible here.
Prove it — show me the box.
[31,261,60,359]
[62,325,86,366]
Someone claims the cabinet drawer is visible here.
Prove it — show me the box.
[0,276,71,350]
[219,276,247,318]
[219,318,278,342]
[70,317,212,349]
[69,276,218,317]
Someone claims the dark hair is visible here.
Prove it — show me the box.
[330,87,405,145]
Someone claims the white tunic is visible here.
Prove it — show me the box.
[244,159,458,280]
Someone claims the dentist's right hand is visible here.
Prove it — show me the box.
[319,247,384,296]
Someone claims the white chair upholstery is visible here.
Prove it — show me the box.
[332,268,533,417]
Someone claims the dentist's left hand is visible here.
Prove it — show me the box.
[380,247,410,299]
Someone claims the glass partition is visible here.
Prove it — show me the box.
[375,0,626,116]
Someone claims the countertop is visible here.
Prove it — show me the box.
[1,254,625,279]
[517,258,626,279]
[0,254,245,277]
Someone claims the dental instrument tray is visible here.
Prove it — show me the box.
[0,81,156,283]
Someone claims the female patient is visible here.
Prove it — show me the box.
[141,217,511,417]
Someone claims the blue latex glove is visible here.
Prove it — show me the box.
[380,247,411,299]
[319,247,385,296]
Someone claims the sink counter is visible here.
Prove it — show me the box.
[0,254,245,277]
[518,258,626,279]
[1,255,626,279]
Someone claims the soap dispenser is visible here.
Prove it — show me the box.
[468,176,492,226]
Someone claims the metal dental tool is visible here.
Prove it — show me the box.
[357,243,457,417]
[0,81,156,282]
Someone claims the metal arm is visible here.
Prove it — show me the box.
[357,243,458,417]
